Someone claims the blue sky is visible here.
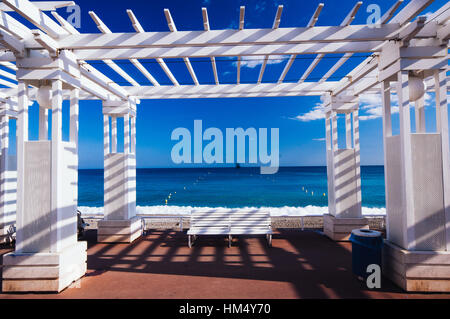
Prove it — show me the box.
[9,0,449,168]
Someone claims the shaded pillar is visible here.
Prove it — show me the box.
[2,83,86,293]
[97,101,141,243]
[0,100,17,244]
[323,101,368,241]
[382,69,450,292]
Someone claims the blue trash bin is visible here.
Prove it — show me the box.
[349,229,383,278]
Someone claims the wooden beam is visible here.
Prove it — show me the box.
[258,5,283,84]
[0,1,75,12]
[278,3,324,84]
[73,41,384,61]
[0,30,24,55]
[89,11,141,87]
[202,7,218,85]
[0,9,32,39]
[237,6,245,85]
[299,2,362,83]
[126,9,160,86]
[2,0,68,38]
[57,24,402,50]
[163,9,193,86]
[123,81,339,99]
[320,0,404,83]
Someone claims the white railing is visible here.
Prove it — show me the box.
[81,213,386,232]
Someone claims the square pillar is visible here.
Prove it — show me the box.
[0,100,17,244]
[381,68,450,292]
[323,98,368,241]
[2,81,86,293]
[98,101,141,243]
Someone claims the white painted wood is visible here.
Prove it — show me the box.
[15,82,28,253]
[397,71,416,250]
[2,0,69,38]
[345,113,352,148]
[69,88,79,150]
[111,117,117,153]
[58,24,401,50]
[103,114,109,158]
[131,116,136,154]
[201,8,219,85]
[258,5,283,84]
[124,113,129,155]
[353,109,362,215]
[434,69,450,250]
[0,6,32,39]
[390,0,434,25]
[188,210,272,239]
[50,79,63,253]
[0,29,24,56]
[38,106,48,141]
[236,6,245,85]
[415,95,425,133]
[160,9,182,86]
[72,41,386,61]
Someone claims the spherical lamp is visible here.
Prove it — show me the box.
[36,86,53,109]
[409,75,426,102]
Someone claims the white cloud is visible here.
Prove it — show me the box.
[290,92,433,123]
[312,137,326,141]
[235,56,288,69]
[358,92,432,121]
[291,103,325,122]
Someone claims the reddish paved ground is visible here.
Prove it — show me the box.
[1,229,450,299]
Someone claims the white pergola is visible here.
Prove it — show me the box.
[0,0,449,293]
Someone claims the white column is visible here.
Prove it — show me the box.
[345,113,352,149]
[381,80,392,240]
[331,112,338,152]
[15,82,28,253]
[124,113,130,155]
[353,109,362,214]
[382,81,392,138]
[103,114,110,158]
[0,114,9,239]
[38,107,48,141]
[435,69,450,250]
[50,80,63,253]
[111,117,117,153]
[331,111,338,217]
[415,95,426,133]
[325,113,331,152]
[70,89,79,151]
[131,116,136,154]
[397,71,416,250]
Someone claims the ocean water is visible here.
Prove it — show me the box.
[78,166,386,217]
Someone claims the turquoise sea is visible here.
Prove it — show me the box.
[78,166,386,216]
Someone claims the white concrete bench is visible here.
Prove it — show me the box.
[187,209,272,248]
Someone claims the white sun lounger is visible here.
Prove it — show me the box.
[187,209,272,248]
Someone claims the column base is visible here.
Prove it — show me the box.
[97,216,142,243]
[323,214,369,241]
[383,240,450,292]
[2,241,87,293]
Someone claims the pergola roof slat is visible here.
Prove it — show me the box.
[126,9,160,86]
[258,5,283,84]
[237,6,245,85]
[0,0,444,103]
[163,8,197,86]
[202,7,218,85]
[89,11,141,87]
[278,3,324,84]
